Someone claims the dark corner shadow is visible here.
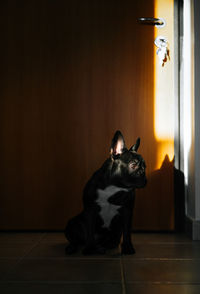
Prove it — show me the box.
[158,154,185,233]
[173,158,185,233]
[139,154,185,233]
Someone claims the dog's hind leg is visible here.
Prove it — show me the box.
[65,214,87,254]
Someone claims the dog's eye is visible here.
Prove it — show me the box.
[129,160,138,170]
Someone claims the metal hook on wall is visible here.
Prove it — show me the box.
[138,17,166,28]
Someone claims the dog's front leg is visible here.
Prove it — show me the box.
[121,194,136,255]
[82,206,105,255]
[82,207,96,254]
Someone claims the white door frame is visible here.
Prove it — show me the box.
[176,0,200,239]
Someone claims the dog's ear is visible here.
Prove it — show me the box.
[129,137,140,152]
[110,130,126,155]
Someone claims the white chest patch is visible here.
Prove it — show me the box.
[96,185,129,228]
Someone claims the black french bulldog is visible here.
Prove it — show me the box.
[65,130,147,255]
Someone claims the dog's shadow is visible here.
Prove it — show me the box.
[52,242,121,258]
[135,154,185,232]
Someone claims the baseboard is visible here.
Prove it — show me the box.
[185,216,200,240]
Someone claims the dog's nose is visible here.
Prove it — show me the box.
[136,168,144,176]
[136,162,146,176]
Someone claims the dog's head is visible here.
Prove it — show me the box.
[107,130,147,189]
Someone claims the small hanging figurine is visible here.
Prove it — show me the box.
[154,36,170,67]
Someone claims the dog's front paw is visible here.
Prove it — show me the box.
[82,245,96,255]
[65,243,78,254]
[82,245,106,255]
[95,245,106,255]
[121,242,136,255]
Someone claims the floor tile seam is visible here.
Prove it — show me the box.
[22,257,121,260]
[36,232,48,243]
[17,257,200,261]
[39,241,67,244]
[39,233,67,242]
[0,280,122,284]
[0,233,47,244]
[0,233,47,281]
[124,281,200,285]
[120,257,127,294]
[39,239,66,244]
[0,242,48,246]
[3,281,200,286]
[16,233,47,260]
[133,242,199,245]
[121,258,200,261]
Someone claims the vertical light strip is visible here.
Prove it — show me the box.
[183,0,193,185]
[154,0,174,142]
[194,0,200,220]
[154,0,174,169]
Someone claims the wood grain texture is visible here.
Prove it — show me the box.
[0,0,174,230]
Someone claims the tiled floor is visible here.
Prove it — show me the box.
[0,232,200,293]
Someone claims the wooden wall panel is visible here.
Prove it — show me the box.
[0,0,174,230]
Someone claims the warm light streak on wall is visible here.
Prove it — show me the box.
[154,0,174,169]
